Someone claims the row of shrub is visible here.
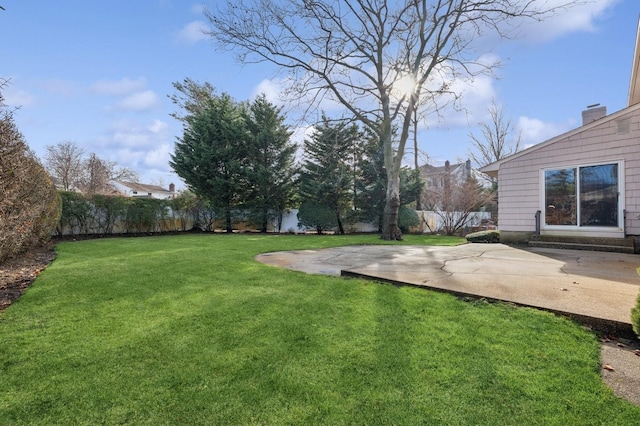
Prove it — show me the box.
[56,191,213,236]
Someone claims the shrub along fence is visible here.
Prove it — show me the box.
[56,192,191,236]
[56,192,492,236]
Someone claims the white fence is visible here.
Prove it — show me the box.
[278,209,491,234]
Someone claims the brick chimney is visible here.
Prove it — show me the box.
[582,104,607,125]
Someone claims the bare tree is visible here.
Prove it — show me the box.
[45,141,85,191]
[206,0,572,240]
[469,100,521,186]
[79,153,139,195]
[422,163,494,235]
[45,140,138,194]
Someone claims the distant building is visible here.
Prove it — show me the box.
[419,160,472,190]
[112,181,176,200]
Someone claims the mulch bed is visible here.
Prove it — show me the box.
[0,241,57,312]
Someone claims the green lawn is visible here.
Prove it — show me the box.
[1,234,638,424]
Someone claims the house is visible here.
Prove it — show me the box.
[480,19,640,248]
[419,160,472,191]
[112,181,176,200]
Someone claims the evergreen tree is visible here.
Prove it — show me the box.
[170,92,247,232]
[299,115,358,234]
[244,94,297,232]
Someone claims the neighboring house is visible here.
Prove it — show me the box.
[112,181,176,200]
[480,19,640,245]
[419,160,473,191]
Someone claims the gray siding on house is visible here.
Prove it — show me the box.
[496,105,640,237]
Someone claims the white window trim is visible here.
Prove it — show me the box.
[539,160,625,238]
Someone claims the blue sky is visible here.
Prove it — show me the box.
[1,0,638,189]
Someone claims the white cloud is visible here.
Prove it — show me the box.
[252,79,284,104]
[89,118,176,183]
[116,90,160,111]
[175,20,208,44]
[513,0,619,43]
[100,118,170,150]
[92,77,147,96]
[422,56,500,129]
[148,119,169,134]
[143,143,173,170]
[517,116,576,147]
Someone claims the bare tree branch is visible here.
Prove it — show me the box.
[206,0,578,239]
[468,99,521,186]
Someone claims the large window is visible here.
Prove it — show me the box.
[544,163,619,228]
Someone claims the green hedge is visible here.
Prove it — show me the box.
[465,230,500,243]
[58,192,174,235]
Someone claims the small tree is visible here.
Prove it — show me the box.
[398,205,420,233]
[423,164,494,235]
[297,202,337,234]
[169,191,198,231]
[469,100,521,188]
[45,141,85,191]
[78,153,138,195]
[46,142,138,194]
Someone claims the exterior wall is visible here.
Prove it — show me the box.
[497,106,640,237]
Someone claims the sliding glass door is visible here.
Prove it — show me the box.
[544,163,620,228]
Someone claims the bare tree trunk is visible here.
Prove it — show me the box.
[382,172,402,240]
[380,108,402,240]
[414,107,422,211]
[336,213,345,235]
[225,201,233,233]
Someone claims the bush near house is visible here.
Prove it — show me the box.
[297,202,338,234]
[465,230,500,243]
[398,205,420,233]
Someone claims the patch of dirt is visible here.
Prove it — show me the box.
[0,241,57,312]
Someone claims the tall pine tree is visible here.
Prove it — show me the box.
[299,115,358,234]
[170,92,247,232]
[243,94,297,232]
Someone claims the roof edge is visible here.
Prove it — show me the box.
[628,15,640,107]
[479,102,640,174]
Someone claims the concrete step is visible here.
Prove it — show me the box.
[528,236,635,253]
[528,240,635,253]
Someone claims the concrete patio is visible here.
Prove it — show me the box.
[256,243,640,337]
